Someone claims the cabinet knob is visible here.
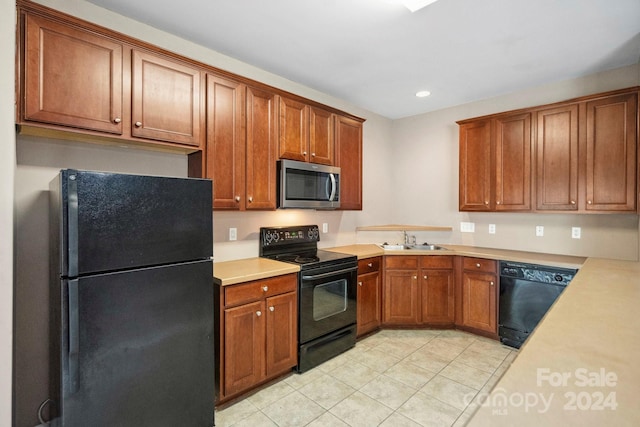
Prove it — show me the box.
[587,200,592,205]
[413,276,417,280]
[496,201,501,205]
[134,121,142,127]
[476,263,481,268]
[248,197,253,203]
[490,281,495,286]
[269,306,275,312]
[262,286,268,292]
[303,151,307,156]
[256,311,262,317]
[484,201,489,205]
[571,200,576,205]
[235,196,241,202]
[311,153,316,157]
[424,275,428,280]
[113,117,121,124]
[358,281,363,286]
[367,263,373,268]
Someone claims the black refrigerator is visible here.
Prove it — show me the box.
[48,169,214,427]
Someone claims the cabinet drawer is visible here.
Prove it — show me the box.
[420,255,453,269]
[224,274,297,307]
[358,257,381,273]
[385,256,419,270]
[462,257,497,273]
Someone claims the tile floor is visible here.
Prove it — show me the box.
[214,329,518,427]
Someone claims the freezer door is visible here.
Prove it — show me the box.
[55,260,214,427]
[53,170,212,276]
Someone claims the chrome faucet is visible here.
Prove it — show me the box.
[403,231,416,246]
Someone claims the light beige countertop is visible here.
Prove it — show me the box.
[467,257,640,426]
[324,244,384,259]
[213,257,299,286]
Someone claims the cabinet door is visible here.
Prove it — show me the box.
[265,292,298,376]
[246,86,278,210]
[357,270,381,337]
[459,120,492,211]
[335,115,363,210]
[309,106,335,165]
[420,269,454,324]
[23,14,123,134]
[205,74,246,210]
[536,104,579,210]
[383,270,419,325]
[278,97,309,162]
[131,50,201,146]
[461,272,497,334]
[223,301,265,396]
[495,113,531,211]
[585,92,637,211]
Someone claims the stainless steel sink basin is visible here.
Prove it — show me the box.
[379,243,446,251]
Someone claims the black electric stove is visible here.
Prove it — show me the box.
[259,225,356,269]
[259,225,358,372]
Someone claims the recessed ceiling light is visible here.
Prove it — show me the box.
[416,90,431,98]
[401,0,439,13]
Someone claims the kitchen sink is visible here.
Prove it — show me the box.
[379,243,447,251]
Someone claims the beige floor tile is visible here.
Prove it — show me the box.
[356,347,401,373]
[405,347,454,373]
[305,411,350,427]
[379,412,423,427]
[373,338,422,359]
[247,380,296,410]
[214,399,259,427]
[359,374,417,410]
[420,375,478,410]
[466,339,512,360]
[261,391,325,427]
[316,349,353,373]
[230,410,278,427]
[329,391,394,427]
[439,361,492,390]
[431,332,477,349]
[327,361,380,389]
[298,373,356,410]
[384,360,437,390]
[454,347,505,374]
[283,368,324,390]
[421,338,467,360]
[397,391,462,427]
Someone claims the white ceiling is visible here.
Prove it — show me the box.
[87,0,640,119]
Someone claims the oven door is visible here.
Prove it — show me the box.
[298,263,357,344]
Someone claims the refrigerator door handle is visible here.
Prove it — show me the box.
[67,172,79,277]
[68,279,80,394]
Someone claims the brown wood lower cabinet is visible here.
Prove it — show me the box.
[357,257,382,337]
[383,256,454,327]
[457,257,498,338]
[215,274,297,403]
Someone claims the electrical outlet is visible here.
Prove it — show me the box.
[536,226,544,237]
[488,224,496,234]
[460,222,475,233]
[322,223,328,233]
[229,227,237,241]
[572,227,581,239]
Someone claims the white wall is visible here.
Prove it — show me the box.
[1,0,15,424]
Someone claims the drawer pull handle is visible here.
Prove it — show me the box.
[368,263,373,268]
[269,306,275,312]
[490,281,495,286]
[358,281,363,286]
[113,117,121,124]
[262,286,268,292]
[256,311,262,317]
[476,263,481,268]
[135,121,142,127]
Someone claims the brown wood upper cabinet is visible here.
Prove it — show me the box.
[459,87,638,213]
[22,13,124,135]
[131,50,201,146]
[278,97,335,165]
[458,112,532,211]
[335,115,364,210]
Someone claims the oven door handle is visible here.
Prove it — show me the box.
[302,266,357,281]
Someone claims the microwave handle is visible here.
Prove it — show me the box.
[328,173,337,201]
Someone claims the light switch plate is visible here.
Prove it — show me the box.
[322,223,328,233]
[229,227,237,241]
[460,222,475,233]
[536,226,544,237]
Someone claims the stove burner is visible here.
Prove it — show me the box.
[295,255,319,264]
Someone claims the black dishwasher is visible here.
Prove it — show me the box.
[499,261,578,349]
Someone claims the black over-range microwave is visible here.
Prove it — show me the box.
[278,159,341,209]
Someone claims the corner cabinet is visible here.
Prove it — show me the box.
[336,115,364,210]
[457,257,497,338]
[215,274,297,404]
[357,257,382,337]
[458,112,532,212]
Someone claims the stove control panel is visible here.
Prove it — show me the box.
[260,225,320,247]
